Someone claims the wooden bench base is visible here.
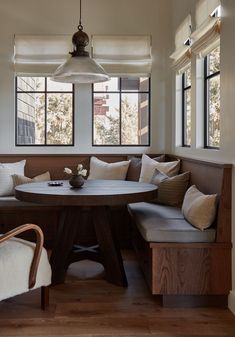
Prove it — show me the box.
[132,224,232,307]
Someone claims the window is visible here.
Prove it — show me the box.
[16,77,74,145]
[204,45,220,148]
[182,67,191,146]
[92,77,150,146]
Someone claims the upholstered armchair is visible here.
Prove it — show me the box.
[0,224,51,309]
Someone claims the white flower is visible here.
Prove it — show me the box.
[79,169,87,177]
[64,167,72,175]
[77,164,83,171]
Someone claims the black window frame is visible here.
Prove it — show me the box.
[15,77,75,146]
[92,77,151,147]
[182,68,191,147]
[204,49,220,149]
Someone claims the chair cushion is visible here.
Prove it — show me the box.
[0,237,51,301]
[128,202,216,243]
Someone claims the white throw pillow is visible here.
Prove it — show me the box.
[139,154,180,183]
[0,160,26,196]
[182,185,217,230]
[88,157,130,180]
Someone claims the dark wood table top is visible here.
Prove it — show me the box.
[15,179,158,207]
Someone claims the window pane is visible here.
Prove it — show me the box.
[121,77,149,92]
[208,75,220,147]
[46,93,73,145]
[17,77,45,92]
[93,78,119,92]
[93,93,120,145]
[208,46,220,75]
[47,78,73,92]
[121,93,149,145]
[184,89,191,146]
[17,92,45,145]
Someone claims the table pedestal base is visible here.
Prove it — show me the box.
[50,206,128,287]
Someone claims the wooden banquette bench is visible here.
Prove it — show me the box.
[0,154,134,248]
[0,154,232,307]
[129,155,232,307]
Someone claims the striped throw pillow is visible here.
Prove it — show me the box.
[151,169,190,207]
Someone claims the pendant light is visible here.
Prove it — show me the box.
[51,0,109,83]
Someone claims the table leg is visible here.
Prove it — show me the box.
[92,206,128,287]
[50,207,80,285]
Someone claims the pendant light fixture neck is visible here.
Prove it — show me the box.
[70,0,89,57]
[51,0,110,83]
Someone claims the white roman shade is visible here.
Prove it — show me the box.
[14,35,72,76]
[170,15,192,73]
[92,35,152,76]
[191,0,221,57]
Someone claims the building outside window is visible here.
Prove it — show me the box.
[182,67,191,146]
[92,77,150,146]
[16,77,74,145]
[204,45,220,148]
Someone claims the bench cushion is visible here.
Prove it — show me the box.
[0,196,48,208]
[128,202,184,219]
[128,202,216,243]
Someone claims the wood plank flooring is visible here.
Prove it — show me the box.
[0,250,235,337]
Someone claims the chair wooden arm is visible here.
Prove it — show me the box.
[0,224,44,289]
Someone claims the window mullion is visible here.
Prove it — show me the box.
[45,78,47,145]
[119,78,122,145]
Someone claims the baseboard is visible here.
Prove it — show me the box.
[228,291,235,314]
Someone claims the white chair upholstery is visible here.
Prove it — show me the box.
[0,224,51,307]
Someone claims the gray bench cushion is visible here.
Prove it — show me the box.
[128,202,184,219]
[0,196,48,208]
[128,202,216,243]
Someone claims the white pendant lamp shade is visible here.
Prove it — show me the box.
[51,56,109,83]
[51,0,109,84]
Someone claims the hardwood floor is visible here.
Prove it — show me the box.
[0,250,235,337]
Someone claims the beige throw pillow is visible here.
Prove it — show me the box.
[0,160,26,196]
[126,155,165,181]
[139,154,180,183]
[182,185,217,230]
[13,171,51,187]
[151,169,190,206]
[88,157,130,180]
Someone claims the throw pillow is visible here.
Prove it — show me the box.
[139,154,180,183]
[126,154,165,181]
[88,157,130,180]
[151,169,190,206]
[182,185,217,230]
[0,160,26,196]
[12,171,51,187]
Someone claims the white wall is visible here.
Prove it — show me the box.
[0,0,172,155]
[169,0,235,313]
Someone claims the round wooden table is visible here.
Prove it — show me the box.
[15,179,157,287]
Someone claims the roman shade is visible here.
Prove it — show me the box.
[14,35,72,76]
[170,15,192,73]
[92,35,152,76]
[191,0,221,57]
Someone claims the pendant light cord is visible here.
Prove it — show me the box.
[78,0,82,29]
